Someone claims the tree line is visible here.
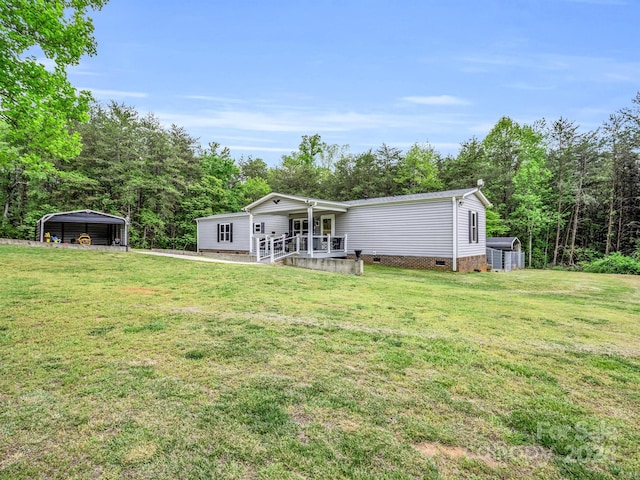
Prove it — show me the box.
[1,95,639,268]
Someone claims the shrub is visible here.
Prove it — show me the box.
[582,253,640,275]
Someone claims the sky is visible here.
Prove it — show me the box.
[70,0,640,164]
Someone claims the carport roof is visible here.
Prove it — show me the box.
[39,210,126,225]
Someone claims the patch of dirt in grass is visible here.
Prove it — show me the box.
[415,442,501,469]
[288,405,361,432]
[172,305,205,314]
[123,287,158,294]
[0,450,24,469]
[122,441,157,464]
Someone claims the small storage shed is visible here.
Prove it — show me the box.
[486,237,524,271]
[487,237,521,252]
[35,210,128,246]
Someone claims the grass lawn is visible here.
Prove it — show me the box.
[0,245,639,479]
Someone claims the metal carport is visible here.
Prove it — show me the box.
[35,210,128,247]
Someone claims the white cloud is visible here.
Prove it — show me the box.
[85,88,149,99]
[459,53,640,84]
[156,108,472,135]
[564,0,627,5]
[180,95,247,104]
[227,145,294,153]
[505,82,556,91]
[402,95,471,106]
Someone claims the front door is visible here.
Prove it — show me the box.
[292,218,309,236]
[321,214,335,236]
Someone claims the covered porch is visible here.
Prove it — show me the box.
[244,193,351,263]
[254,233,348,263]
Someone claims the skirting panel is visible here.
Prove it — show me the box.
[347,253,487,272]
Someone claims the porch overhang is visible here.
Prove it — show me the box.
[243,192,349,215]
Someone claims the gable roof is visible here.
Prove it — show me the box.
[243,192,349,212]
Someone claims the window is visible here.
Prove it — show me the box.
[469,211,478,243]
[217,223,233,242]
[292,219,309,236]
[254,222,265,234]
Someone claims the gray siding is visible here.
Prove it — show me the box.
[198,214,250,251]
[254,214,290,236]
[250,197,307,215]
[335,200,453,257]
[197,214,290,252]
[457,194,486,258]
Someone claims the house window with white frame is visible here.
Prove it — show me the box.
[218,223,232,242]
[469,211,478,243]
[254,222,265,234]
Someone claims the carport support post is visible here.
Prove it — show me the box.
[125,216,130,252]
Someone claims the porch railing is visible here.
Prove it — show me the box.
[255,235,300,263]
[299,234,348,255]
[255,234,348,263]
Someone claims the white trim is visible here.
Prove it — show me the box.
[452,196,457,272]
[244,192,349,212]
[196,218,200,251]
[248,213,253,253]
[320,214,335,236]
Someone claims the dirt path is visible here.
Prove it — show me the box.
[133,250,262,265]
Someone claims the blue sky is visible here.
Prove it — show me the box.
[71,0,640,164]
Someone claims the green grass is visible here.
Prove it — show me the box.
[0,245,639,479]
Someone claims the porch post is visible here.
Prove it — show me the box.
[307,206,313,257]
[248,213,253,254]
[327,234,331,254]
[270,236,275,263]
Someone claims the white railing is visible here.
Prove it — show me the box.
[255,234,349,262]
[255,235,300,262]
[299,234,348,256]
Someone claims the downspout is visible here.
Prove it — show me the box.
[248,212,253,254]
[452,196,457,272]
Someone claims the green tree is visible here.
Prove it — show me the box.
[0,0,106,159]
[512,143,552,267]
[438,137,486,190]
[394,142,443,194]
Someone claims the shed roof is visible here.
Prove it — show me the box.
[487,237,521,250]
[39,210,126,225]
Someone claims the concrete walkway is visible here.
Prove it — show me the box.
[133,250,262,265]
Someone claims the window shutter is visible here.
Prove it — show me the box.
[260,222,265,234]
[229,223,233,243]
[217,223,220,242]
[468,211,473,243]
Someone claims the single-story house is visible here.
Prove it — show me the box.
[35,210,128,246]
[196,187,491,272]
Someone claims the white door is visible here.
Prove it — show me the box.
[321,214,335,236]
